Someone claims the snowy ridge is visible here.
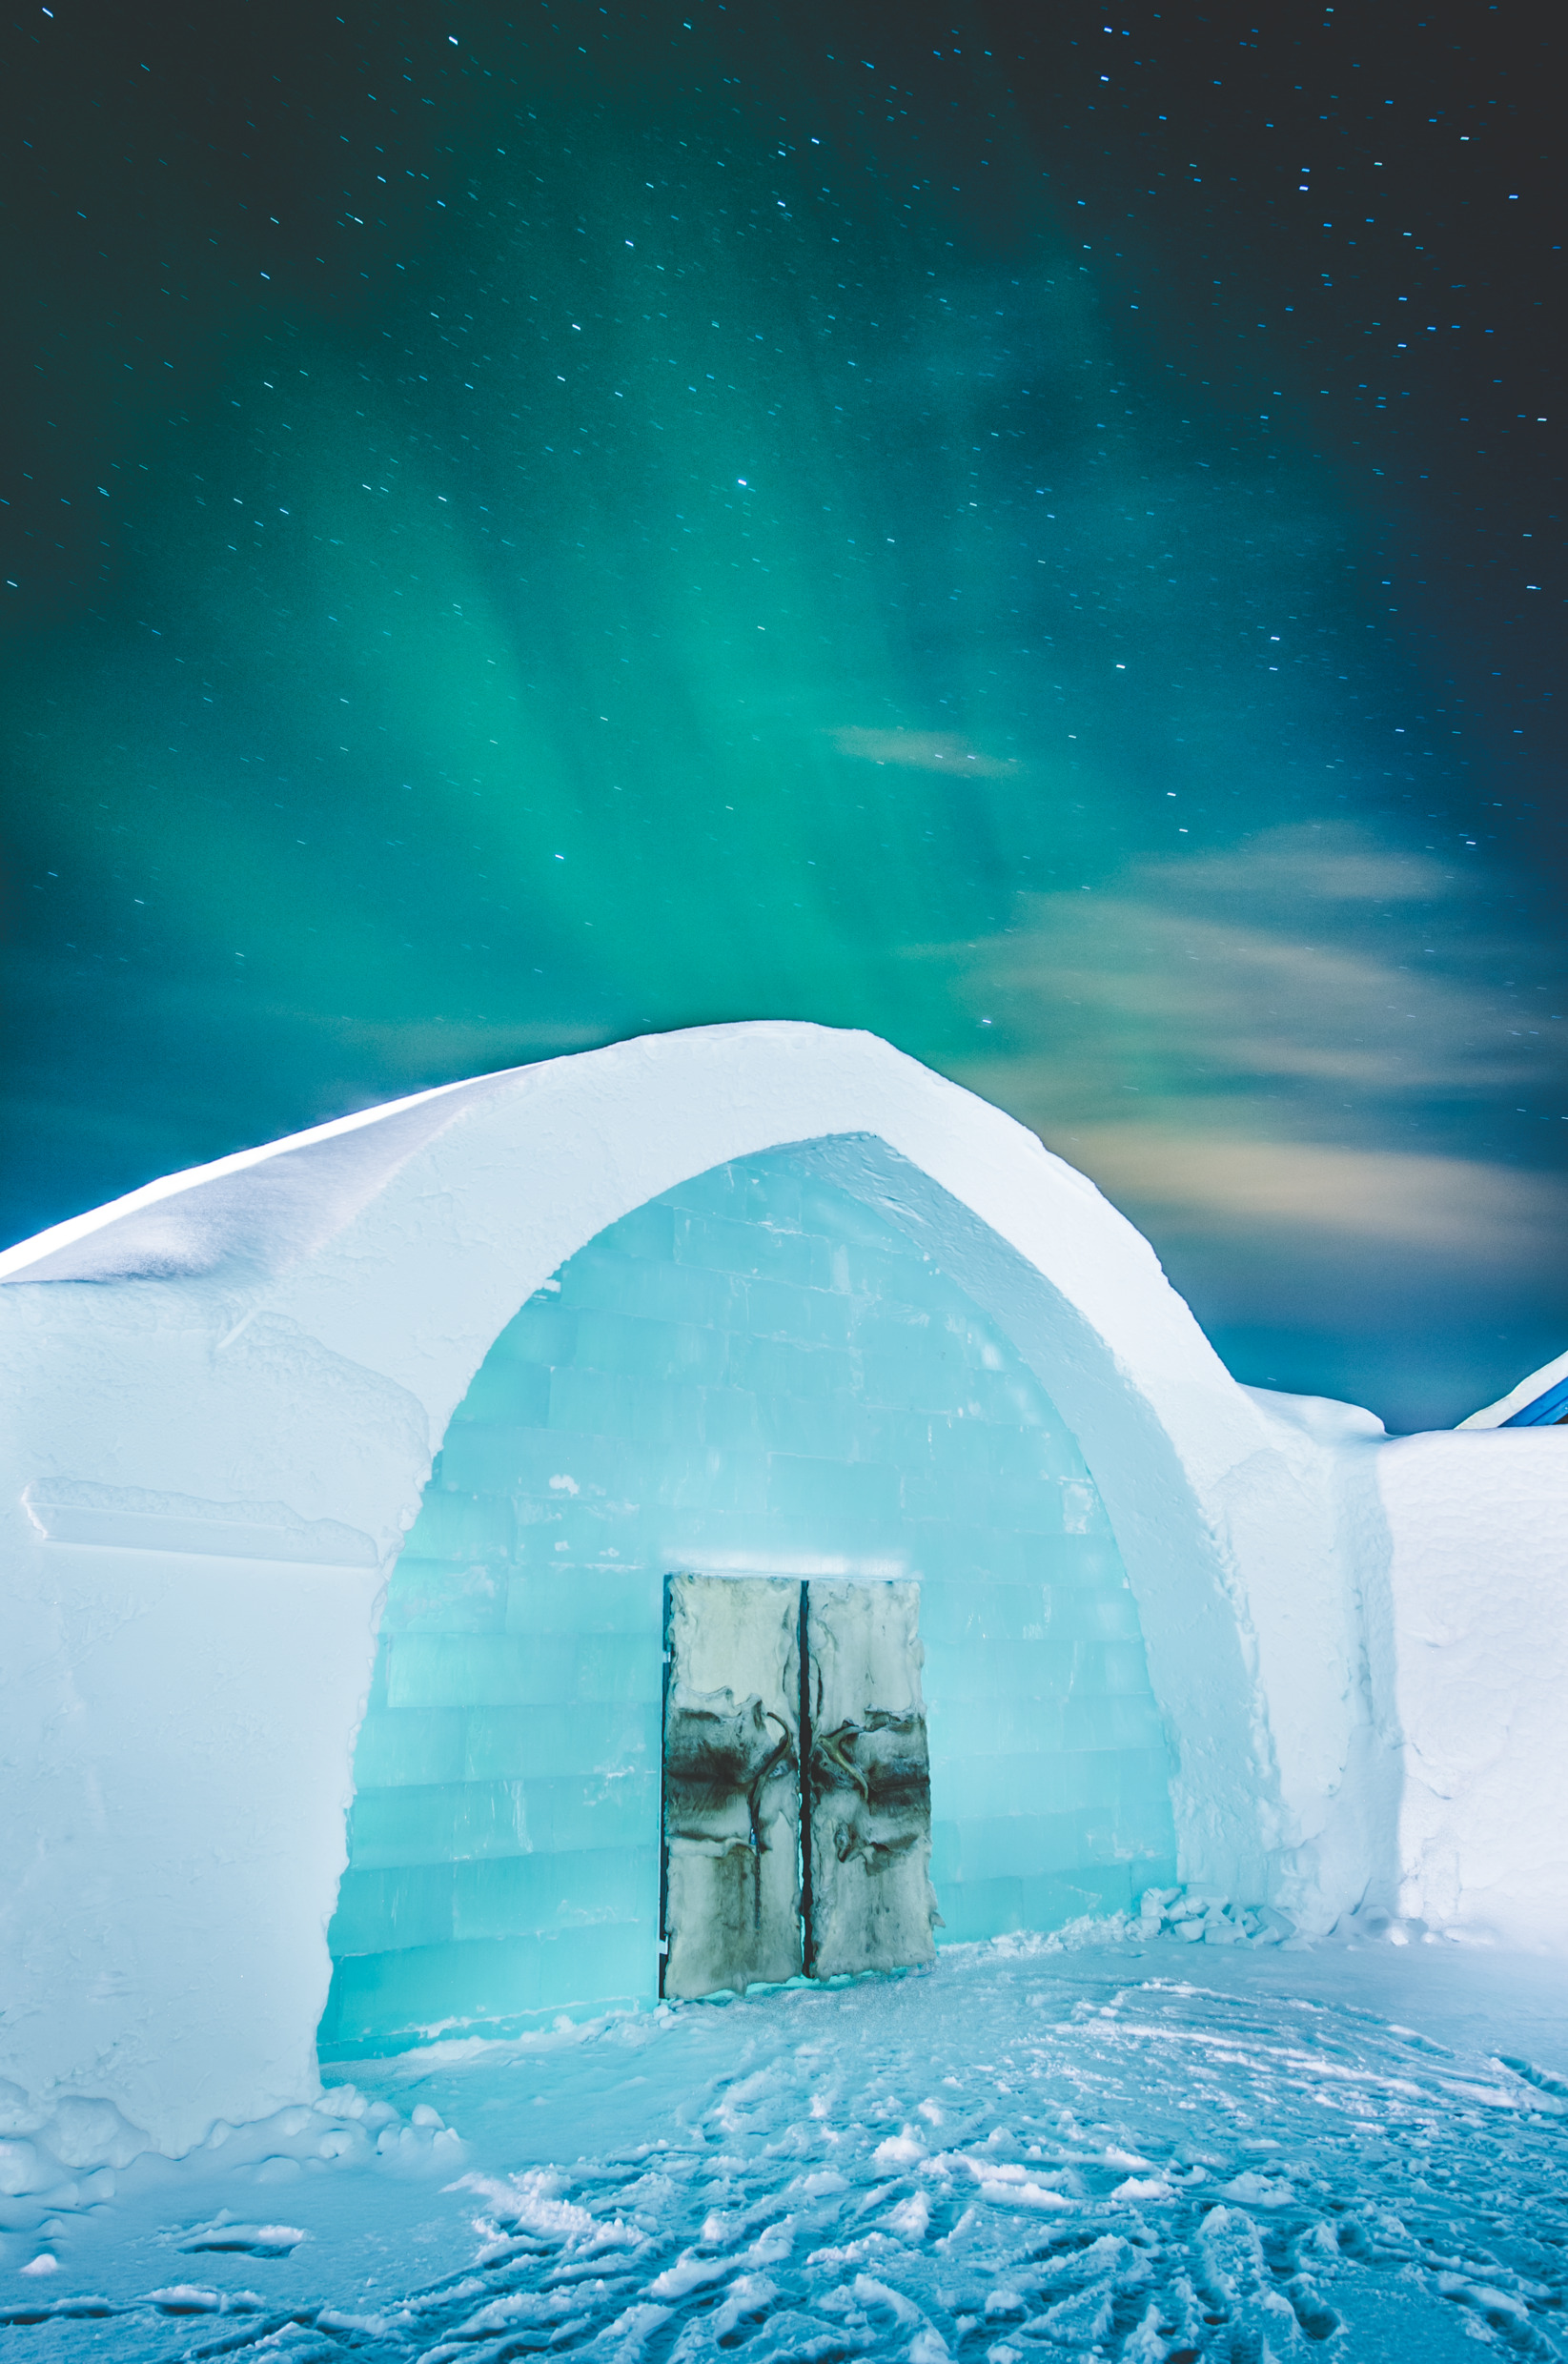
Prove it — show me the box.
[0,1069,496,1287]
[988,1890,1305,1955]
[0,2082,460,2232]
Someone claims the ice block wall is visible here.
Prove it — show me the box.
[319,1152,1176,2058]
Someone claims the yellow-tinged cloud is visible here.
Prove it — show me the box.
[932,823,1548,1104]
[1170,827,1454,905]
[830,726,1020,777]
[937,822,1568,1266]
[1037,1126,1566,1261]
[954,902,1522,1097]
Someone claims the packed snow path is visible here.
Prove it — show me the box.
[6,1939,1568,2359]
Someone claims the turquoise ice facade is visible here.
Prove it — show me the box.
[318,1151,1177,2060]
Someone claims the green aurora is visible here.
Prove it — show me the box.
[4,0,1563,1427]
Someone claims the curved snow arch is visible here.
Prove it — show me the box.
[321,1143,1185,2056]
[0,1023,1368,2149]
[2,1013,1354,1898]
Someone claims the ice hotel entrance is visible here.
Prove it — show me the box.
[0,1019,1420,2154]
[316,1142,1175,2057]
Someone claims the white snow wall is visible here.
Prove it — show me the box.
[319,1154,1177,2057]
[1378,1430,1568,1953]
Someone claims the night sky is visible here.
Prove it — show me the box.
[4,0,1562,1429]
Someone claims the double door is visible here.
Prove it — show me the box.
[660,1573,936,2000]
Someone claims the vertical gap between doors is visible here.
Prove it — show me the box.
[798,1579,814,1978]
[657,1574,674,1998]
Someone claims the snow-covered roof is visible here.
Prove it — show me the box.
[2,1021,1479,2150]
[0,1021,1366,1912]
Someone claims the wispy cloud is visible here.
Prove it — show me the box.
[1036,1129,1566,1263]
[830,726,1020,777]
[934,824,1568,1265]
[1167,831,1451,906]
[953,902,1526,1101]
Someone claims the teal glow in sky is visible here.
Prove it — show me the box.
[3,0,1563,1428]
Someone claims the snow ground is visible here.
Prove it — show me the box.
[5,1933,1568,2361]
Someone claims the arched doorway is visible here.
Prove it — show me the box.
[319,1151,1176,2059]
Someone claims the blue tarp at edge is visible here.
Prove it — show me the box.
[1502,1372,1568,1427]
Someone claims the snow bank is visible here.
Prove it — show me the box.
[0,2075,457,2232]
[1379,1430,1568,1950]
[4,1527,384,2156]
